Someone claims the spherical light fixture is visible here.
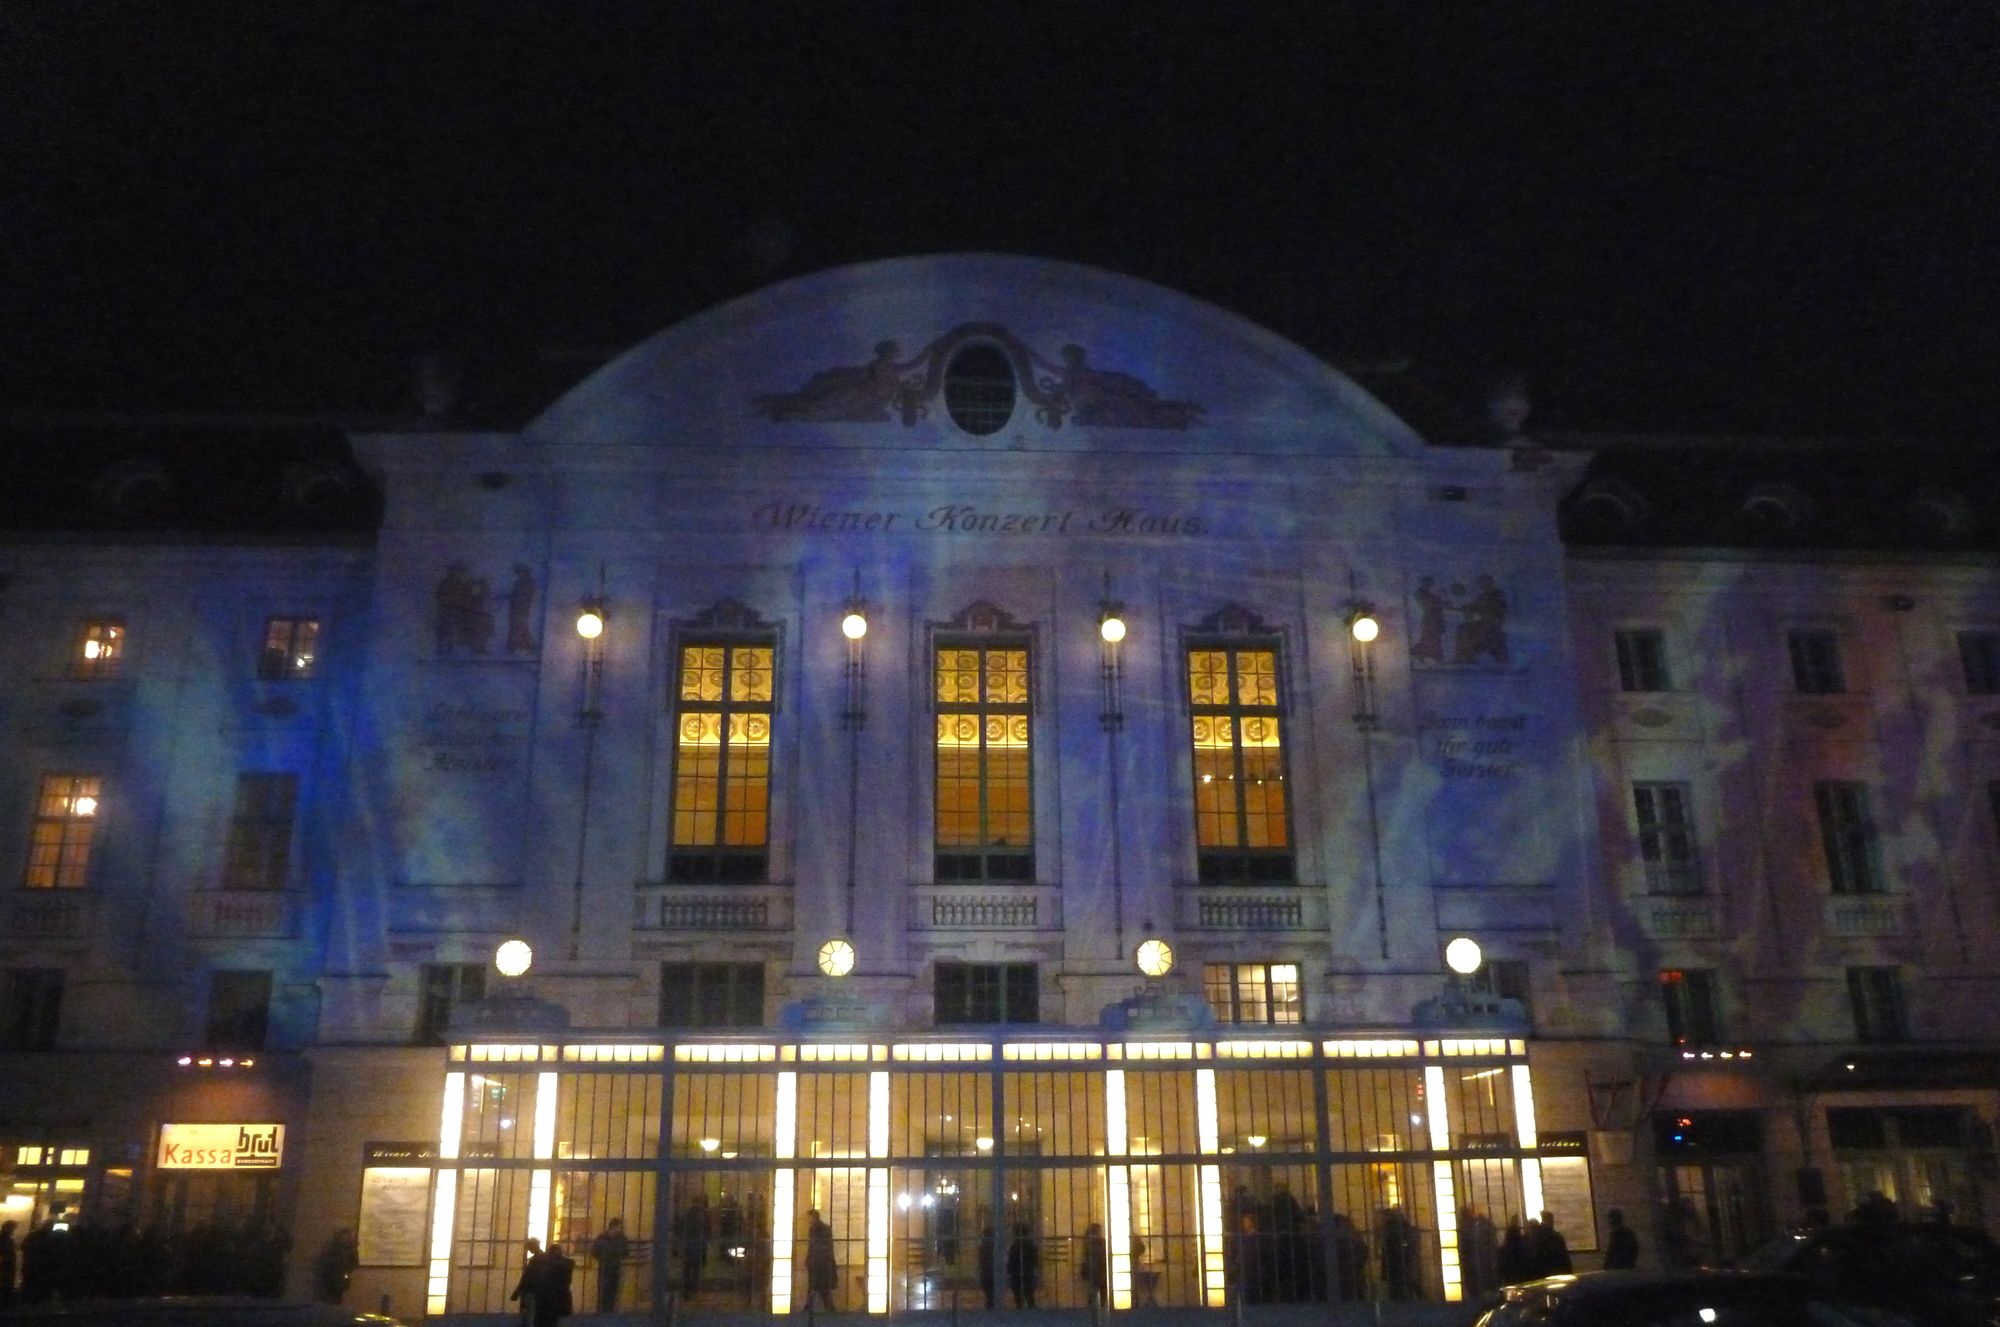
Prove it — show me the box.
[575,607,604,640]
[494,938,534,978]
[1135,938,1175,978]
[1443,936,1483,977]
[817,937,856,977]
[1350,612,1380,643]
[841,610,868,641]
[1100,614,1127,644]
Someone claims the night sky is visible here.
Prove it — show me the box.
[6,5,1996,438]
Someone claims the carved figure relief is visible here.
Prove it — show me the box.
[1410,575,1511,667]
[434,562,538,656]
[752,323,1203,431]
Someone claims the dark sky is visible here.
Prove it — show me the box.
[6,4,1996,437]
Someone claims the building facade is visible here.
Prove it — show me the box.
[1,256,1996,1317]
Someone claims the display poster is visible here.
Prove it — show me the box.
[358,1166,432,1267]
[1537,1133,1598,1251]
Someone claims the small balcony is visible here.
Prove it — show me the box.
[187,889,298,939]
[1177,888,1325,932]
[1637,896,1719,940]
[1824,894,1902,938]
[909,885,1062,932]
[634,884,792,932]
[4,890,101,939]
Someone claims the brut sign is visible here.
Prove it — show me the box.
[157,1123,286,1170]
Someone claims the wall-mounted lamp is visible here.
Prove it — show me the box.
[842,608,869,641]
[1100,576,1129,952]
[1348,607,1380,643]
[575,602,606,640]
[841,580,869,937]
[1099,611,1127,644]
[1443,936,1483,977]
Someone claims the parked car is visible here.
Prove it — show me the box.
[1736,1224,2000,1327]
[2,1300,404,1327]
[1473,1270,1939,1327]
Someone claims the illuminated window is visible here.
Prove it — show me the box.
[222,773,298,891]
[204,969,272,1050]
[935,642,1032,881]
[659,962,764,1028]
[1660,969,1721,1047]
[416,963,486,1046]
[25,775,101,889]
[1203,962,1301,1024]
[669,641,774,882]
[1788,629,1846,695]
[1187,645,1292,882]
[75,619,126,678]
[942,343,1017,435]
[1633,782,1702,895]
[1615,629,1671,692]
[1815,781,1882,895]
[935,962,1037,1025]
[1959,632,2000,695]
[1847,967,1907,1043]
[259,617,320,679]
[1,968,64,1051]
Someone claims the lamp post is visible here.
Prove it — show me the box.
[570,575,607,960]
[1099,588,1128,954]
[841,593,867,937]
[1346,587,1390,960]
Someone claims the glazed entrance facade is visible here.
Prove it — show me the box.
[425,1032,1541,1316]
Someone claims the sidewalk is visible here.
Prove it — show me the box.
[435,1307,1478,1327]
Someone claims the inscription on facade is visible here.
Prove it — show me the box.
[1420,711,1527,780]
[752,500,1204,536]
[421,701,529,774]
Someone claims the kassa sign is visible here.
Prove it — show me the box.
[157,1123,286,1170]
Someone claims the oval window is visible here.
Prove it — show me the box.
[942,344,1017,435]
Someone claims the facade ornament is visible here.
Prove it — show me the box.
[434,562,540,656]
[1409,574,1511,667]
[752,322,1203,430]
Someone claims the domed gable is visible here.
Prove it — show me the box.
[529,254,1425,458]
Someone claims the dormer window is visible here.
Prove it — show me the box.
[942,344,1016,435]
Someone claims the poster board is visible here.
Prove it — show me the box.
[1537,1133,1598,1252]
[358,1142,435,1267]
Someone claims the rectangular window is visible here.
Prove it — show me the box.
[25,775,101,889]
[934,643,1033,882]
[1816,781,1882,895]
[1848,967,1908,1043]
[259,617,320,679]
[658,962,765,1028]
[1788,629,1846,695]
[1470,958,1534,1026]
[669,642,773,882]
[1,968,64,1051]
[75,619,126,678]
[416,963,486,1046]
[1202,962,1302,1025]
[1959,632,2000,696]
[1660,969,1721,1047]
[1615,629,1671,692]
[934,962,1038,1025]
[204,970,273,1050]
[1188,645,1292,882]
[221,774,298,891]
[1633,782,1702,894]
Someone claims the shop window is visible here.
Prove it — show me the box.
[1615,629,1671,692]
[1815,781,1883,895]
[1634,782,1702,894]
[416,963,486,1046]
[1848,967,1908,1043]
[658,962,764,1028]
[204,969,273,1050]
[935,641,1033,882]
[259,616,320,679]
[1187,644,1292,882]
[1,968,64,1051]
[1202,962,1302,1024]
[221,773,298,891]
[668,640,773,882]
[1788,629,1846,695]
[935,962,1037,1025]
[1661,969,1722,1046]
[25,774,101,890]
[75,619,126,678]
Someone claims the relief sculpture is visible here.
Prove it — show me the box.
[1410,574,1510,667]
[752,323,1203,430]
[434,562,538,656]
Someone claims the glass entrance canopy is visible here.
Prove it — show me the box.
[425,1033,1541,1316]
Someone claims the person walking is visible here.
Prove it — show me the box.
[591,1218,631,1312]
[805,1209,839,1312]
[532,1242,575,1327]
[977,1223,997,1310]
[0,1219,17,1310]
[1532,1211,1572,1276]
[1603,1209,1639,1270]
[1005,1223,1039,1309]
[677,1197,709,1300]
[311,1228,359,1305]
[1079,1222,1108,1308]
[511,1238,544,1326]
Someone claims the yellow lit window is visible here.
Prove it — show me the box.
[935,644,1032,881]
[1188,646,1291,881]
[1203,962,1302,1024]
[670,642,773,881]
[76,620,125,678]
[26,775,101,889]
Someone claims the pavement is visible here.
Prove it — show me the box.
[435,1308,1477,1327]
